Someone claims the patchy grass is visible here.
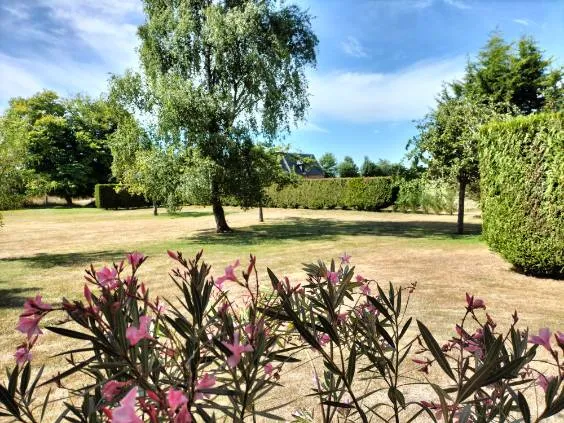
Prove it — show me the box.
[0,206,562,420]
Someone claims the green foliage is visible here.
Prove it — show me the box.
[394,179,457,215]
[319,152,338,177]
[265,177,395,211]
[112,0,318,231]
[361,157,405,177]
[458,34,564,114]
[479,112,564,276]
[337,156,359,178]
[0,91,119,204]
[94,184,150,210]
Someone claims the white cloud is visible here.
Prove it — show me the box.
[299,121,329,133]
[513,18,531,26]
[341,36,369,58]
[308,56,466,123]
[442,0,471,9]
[0,55,44,101]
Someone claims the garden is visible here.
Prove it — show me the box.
[0,0,563,421]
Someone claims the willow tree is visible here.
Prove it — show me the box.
[113,0,317,232]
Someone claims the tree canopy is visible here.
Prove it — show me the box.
[318,152,337,177]
[111,0,318,232]
[337,156,360,178]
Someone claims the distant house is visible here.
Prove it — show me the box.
[280,153,324,178]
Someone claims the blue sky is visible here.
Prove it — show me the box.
[1,0,563,166]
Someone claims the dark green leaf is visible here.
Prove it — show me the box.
[417,320,455,380]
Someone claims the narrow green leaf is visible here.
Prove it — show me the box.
[517,392,530,423]
[417,320,455,380]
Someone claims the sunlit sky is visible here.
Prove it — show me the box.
[1,0,563,165]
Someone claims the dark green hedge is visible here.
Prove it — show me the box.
[95,184,150,209]
[479,112,563,276]
[265,177,396,211]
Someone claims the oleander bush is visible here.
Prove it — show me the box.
[2,251,563,422]
[95,184,151,210]
[479,113,564,276]
[265,177,396,211]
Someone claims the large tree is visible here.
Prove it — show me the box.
[112,0,317,232]
[455,34,563,114]
[318,152,337,177]
[337,156,359,178]
[1,91,118,205]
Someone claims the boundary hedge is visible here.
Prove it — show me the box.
[95,184,150,209]
[479,112,563,276]
[265,177,396,211]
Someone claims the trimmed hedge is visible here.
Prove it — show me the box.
[265,177,396,211]
[479,112,563,276]
[94,184,150,209]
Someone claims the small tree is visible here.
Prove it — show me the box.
[319,152,338,177]
[408,95,500,234]
[337,156,360,178]
[360,156,378,177]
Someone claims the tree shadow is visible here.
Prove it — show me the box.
[0,280,41,309]
[161,210,214,219]
[0,250,127,269]
[186,217,482,246]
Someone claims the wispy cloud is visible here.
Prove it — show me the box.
[299,121,329,133]
[0,0,142,109]
[513,18,532,26]
[341,36,369,58]
[308,56,466,123]
[443,0,471,10]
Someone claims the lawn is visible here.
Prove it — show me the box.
[0,206,562,420]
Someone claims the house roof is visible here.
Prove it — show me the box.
[280,153,324,177]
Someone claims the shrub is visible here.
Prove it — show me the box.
[479,113,564,276]
[394,178,457,214]
[266,177,395,211]
[2,251,562,422]
[95,184,150,209]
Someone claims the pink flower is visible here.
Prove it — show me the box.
[318,333,331,347]
[97,267,119,289]
[340,252,351,264]
[222,332,253,368]
[195,373,216,400]
[264,363,274,376]
[465,293,486,311]
[360,284,371,295]
[355,274,365,283]
[14,347,32,365]
[529,328,552,352]
[412,358,431,374]
[175,404,192,423]
[215,260,240,289]
[84,284,93,304]
[102,380,129,402]
[21,295,52,317]
[537,374,556,392]
[327,271,339,285]
[127,252,145,269]
[336,312,348,323]
[112,387,141,423]
[167,388,188,411]
[167,250,179,260]
[126,316,152,346]
[16,314,43,339]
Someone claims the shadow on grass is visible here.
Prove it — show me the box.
[0,280,41,309]
[187,217,482,246]
[161,210,213,219]
[0,250,127,269]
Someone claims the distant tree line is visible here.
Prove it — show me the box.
[318,152,416,179]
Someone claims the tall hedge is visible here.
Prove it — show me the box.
[479,113,563,276]
[95,184,150,209]
[265,177,396,211]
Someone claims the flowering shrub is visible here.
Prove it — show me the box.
[1,251,562,422]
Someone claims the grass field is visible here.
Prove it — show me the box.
[0,206,563,420]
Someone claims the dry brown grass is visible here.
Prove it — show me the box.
[0,206,562,421]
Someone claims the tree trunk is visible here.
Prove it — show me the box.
[457,179,466,235]
[153,201,158,216]
[211,181,231,233]
[259,205,264,222]
[44,195,48,207]
[64,195,73,207]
